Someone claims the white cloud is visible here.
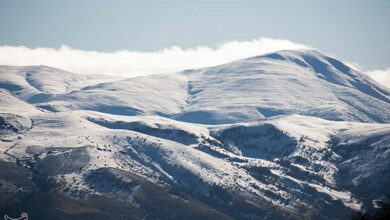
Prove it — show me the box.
[0,38,310,77]
[1,38,389,89]
[366,68,390,88]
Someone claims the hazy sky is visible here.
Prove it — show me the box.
[0,0,389,86]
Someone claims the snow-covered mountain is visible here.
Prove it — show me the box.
[2,50,389,124]
[0,50,389,219]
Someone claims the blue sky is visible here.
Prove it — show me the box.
[0,0,389,86]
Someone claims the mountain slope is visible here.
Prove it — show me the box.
[1,108,389,219]
[0,65,122,103]
[175,49,390,123]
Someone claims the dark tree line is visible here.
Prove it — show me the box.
[352,203,390,220]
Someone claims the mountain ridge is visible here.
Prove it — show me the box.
[2,49,389,124]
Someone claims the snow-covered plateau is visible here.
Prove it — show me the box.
[0,49,389,219]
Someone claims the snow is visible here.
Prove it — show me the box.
[0,49,389,219]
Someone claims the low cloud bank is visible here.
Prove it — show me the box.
[0,37,388,88]
[366,68,390,88]
[0,38,310,77]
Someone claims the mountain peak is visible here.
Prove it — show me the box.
[244,49,389,95]
[249,49,347,71]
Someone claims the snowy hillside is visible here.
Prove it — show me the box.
[2,50,388,124]
[0,50,389,220]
